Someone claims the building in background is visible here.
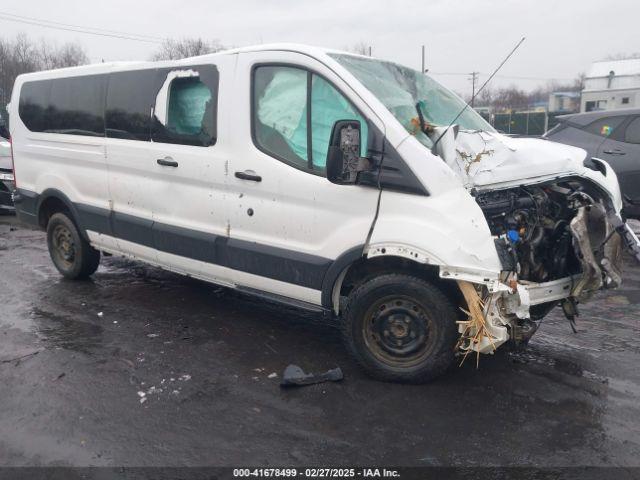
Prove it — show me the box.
[548,91,581,113]
[581,58,640,112]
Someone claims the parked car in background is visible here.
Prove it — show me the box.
[0,137,15,214]
[545,108,640,217]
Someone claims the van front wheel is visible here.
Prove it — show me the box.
[342,274,458,383]
[46,212,100,279]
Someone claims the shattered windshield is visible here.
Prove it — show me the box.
[329,54,495,147]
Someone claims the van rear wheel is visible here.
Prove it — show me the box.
[341,274,458,383]
[46,212,100,279]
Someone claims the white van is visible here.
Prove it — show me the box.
[9,44,640,382]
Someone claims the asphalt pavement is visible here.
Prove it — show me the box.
[1,215,639,467]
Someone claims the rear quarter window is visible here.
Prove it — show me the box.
[19,75,107,137]
[18,80,52,132]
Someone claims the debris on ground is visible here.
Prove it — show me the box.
[267,372,278,379]
[0,348,43,364]
[280,364,343,388]
[97,312,104,317]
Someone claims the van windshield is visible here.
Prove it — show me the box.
[329,54,495,147]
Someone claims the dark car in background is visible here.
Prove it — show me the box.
[545,108,640,217]
[0,137,15,214]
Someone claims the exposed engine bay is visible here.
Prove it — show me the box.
[455,178,627,355]
[474,179,623,294]
[476,184,582,284]
[423,128,640,357]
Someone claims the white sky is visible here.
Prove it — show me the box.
[1,0,638,96]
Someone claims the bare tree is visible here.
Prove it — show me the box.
[472,87,494,108]
[471,71,585,113]
[345,41,370,56]
[40,41,88,70]
[151,38,224,61]
[0,33,89,130]
[489,86,530,111]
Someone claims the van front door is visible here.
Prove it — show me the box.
[226,51,384,306]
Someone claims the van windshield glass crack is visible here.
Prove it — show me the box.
[330,54,495,148]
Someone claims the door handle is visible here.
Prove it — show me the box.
[603,149,626,155]
[235,170,262,182]
[157,157,179,167]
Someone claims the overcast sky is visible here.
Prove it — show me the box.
[1,0,638,95]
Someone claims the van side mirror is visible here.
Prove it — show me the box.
[326,120,364,184]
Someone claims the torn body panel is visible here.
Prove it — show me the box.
[371,129,637,357]
[328,52,639,361]
[430,130,634,350]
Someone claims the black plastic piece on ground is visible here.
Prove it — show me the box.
[280,364,343,388]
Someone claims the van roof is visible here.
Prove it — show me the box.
[16,43,366,80]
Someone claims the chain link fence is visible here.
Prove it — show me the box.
[477,109,571,136]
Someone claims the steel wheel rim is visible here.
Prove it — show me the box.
[52,224,75,269]
[362,295,436,368]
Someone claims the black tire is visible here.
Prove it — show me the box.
[46,212,100,279]
[341,274,458,383]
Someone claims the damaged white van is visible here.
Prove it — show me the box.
[9,44,640,382]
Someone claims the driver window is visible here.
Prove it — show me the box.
[254,66,308,168]
[310,76,367,170]
[253,65,367,172]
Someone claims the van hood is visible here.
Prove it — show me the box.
[434,129,589,189]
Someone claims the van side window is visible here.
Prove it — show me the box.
[253,65,367,172]
[48,76,106,136]
[152,65,218,147]
[19,75,107,137]
[19,80,51,132]
[106,70,156,141]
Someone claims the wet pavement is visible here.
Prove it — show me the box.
[0,215,639,467]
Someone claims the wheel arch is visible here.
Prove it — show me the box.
[37,189,87,239]
[323,250,463,315]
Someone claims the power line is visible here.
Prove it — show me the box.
[0,11,163,43]
[430,71,574,82]
[496,74,574,82]
[0,11,163,41]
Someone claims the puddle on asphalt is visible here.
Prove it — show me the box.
[506,343,609,384]
[31,307,104,354]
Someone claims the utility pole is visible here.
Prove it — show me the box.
[368,46,372,57]
[470,71,479,107]
[421,45,426,73]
